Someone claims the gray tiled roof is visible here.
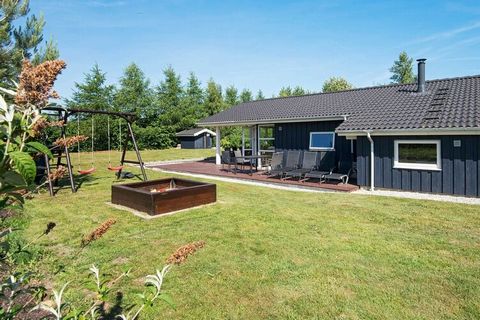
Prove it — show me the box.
[198,75,480,132]
[176,128,205,137]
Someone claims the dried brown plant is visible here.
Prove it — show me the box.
[44,222,56,235]
[166,241,205,265]
[81,218,117,247]
[47,166,67,181]
[53,135,88,148]
[15,59,67,107]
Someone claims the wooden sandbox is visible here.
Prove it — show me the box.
[111,178,216,216]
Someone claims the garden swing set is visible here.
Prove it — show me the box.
[40,106,148,196]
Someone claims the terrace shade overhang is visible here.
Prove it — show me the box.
[198,115,349,127]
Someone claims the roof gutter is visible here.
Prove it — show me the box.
[364,130,375,191]
[198,115,348,127]
[337,127,480,137]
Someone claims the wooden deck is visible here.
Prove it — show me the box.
[149,160,359,192]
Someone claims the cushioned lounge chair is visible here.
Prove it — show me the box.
[267,152,284,177]
[233,149,251,171]
[283,151,317,180]
[280,150,301,178]
[323,161,354,184]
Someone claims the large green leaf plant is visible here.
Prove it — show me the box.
[0,89,51,209]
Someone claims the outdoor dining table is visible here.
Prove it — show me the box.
[234,155,271,175]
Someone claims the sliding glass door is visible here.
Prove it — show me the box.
[258,125,275,161]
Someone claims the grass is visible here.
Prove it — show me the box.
[20,149,480,319]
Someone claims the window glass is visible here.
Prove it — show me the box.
[260,139,275,151]
[259,126,274,139]
[398,143,437,164]
[310,132,335,150]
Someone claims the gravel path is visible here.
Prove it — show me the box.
[355,188,480,205]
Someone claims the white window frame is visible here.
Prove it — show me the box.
[309,132,335,151]
[258,124,275,155]
[393,139,441,171]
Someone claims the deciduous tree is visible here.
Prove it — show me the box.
[322,77,353,93]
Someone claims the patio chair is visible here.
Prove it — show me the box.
[267,152,284,177]
[302,154,335,183]
[279,150,301,178]
[283,151,317,180]
[323,160,354,184]
[221,150,235,173]
[233,149,251,171]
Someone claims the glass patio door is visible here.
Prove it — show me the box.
[258,125,275,166]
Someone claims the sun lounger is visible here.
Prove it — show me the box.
[323,161,354,184]
[267,152,284,177]
[283,151,317,180]
[280,150,301,178]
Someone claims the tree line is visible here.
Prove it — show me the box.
[64,63,363,150]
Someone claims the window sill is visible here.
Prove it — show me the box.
[393,165,442,171]
[309,148,335,151]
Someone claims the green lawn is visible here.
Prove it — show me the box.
[21,149,480,319]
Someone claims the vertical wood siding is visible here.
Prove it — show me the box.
[180,135,211,149]
[274,121,353,167]
[356,135,480,197]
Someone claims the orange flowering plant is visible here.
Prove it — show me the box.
[0,59,66,208]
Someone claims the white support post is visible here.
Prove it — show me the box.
[365,131,375,191]
[215,127,221,165]
[241,127,245,156]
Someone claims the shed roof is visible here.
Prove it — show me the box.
[176,128,216,137]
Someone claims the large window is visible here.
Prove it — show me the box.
[258,125,275,156]
[394,140,441,170]
[309,132,335,151]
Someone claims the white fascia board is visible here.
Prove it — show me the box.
[193,128,216,137]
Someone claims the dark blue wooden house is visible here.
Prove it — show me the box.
[198,59,480,197]
[176,128,216,149]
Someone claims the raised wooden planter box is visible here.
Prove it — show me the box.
[111,178,216,215]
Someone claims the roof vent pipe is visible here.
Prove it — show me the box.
[417,58,426,93]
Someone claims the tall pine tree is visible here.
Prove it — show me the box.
[225,85,238,107]
[204,79,224,116]
[255,90,265,100]
[0,1,59,87]
[66,64,115,111]
[114,63,153,126]
[156,66,183,127]
[278,86,293,97]
[239,89,253,103]
[65,64,115,150]
[390,51,416,84]
[179,72,204,130]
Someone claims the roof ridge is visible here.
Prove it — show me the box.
[248,74,480,104]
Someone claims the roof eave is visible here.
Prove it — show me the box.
[337,127,480,137]
[198,115,348,127]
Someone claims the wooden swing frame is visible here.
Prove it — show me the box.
[41,105,148,196]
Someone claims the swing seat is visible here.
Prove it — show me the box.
[107,165,124,172]
[78,167,96,175]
